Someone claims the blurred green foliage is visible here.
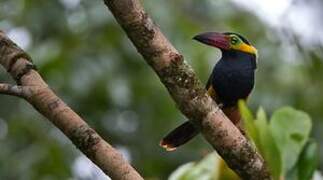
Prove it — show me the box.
[0,0,323,179]
[239,102,317,180]
[169,152,239,180]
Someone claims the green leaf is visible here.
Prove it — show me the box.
[254,108,282,180]
[270,107,312,174]
[238,100,258,141]
[169,153,221,180]
[285,140,318,180]
[168,163,195,180]
[297,140,319,180]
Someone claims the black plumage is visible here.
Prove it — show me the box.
[209,50,257,107]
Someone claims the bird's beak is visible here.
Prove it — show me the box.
[193,32,230,50]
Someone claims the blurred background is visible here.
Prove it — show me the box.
[0,0,323,179]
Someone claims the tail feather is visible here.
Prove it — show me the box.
[160,105,243,151]
[160,121,199,151]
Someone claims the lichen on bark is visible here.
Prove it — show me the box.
[70,124,101,158]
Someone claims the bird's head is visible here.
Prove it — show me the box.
[193,32,257,56]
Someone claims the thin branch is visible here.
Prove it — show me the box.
[103,0,271,179]
[0,83,26,97]
[0,31,143,180]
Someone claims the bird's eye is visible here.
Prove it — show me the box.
[231,36,239,45]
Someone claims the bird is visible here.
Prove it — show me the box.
[160,32,258,151]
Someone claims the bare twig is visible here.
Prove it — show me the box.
[0,31,143,180]
[0,83,28,97]
[103,0,271,179]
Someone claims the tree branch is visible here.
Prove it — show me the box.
[0,83,29,97]
[103,0,271,179]
[0,31,143,180]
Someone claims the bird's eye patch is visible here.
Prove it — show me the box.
[231,36,239,45]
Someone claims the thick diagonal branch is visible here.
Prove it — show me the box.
[0,31,143,180]
[103,0,271,179]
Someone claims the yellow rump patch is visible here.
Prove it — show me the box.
[207,86,217,99]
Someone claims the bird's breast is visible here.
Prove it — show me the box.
[212,62,255,107]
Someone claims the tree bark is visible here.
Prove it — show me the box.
[103,0,271,179]
[0,31,143,180]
